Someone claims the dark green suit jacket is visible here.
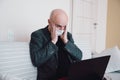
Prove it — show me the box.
[29,26,82,80]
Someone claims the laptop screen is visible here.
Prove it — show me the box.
[68,55,110,80]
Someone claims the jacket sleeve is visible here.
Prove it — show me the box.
[64,33,83,61]
[29,31,58,67]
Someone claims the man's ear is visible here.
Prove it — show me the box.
[48,19,50,24]
[48,19,51,32]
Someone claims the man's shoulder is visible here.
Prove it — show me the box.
[67,32,72,36]
[32,27,46,35]
[32,29,42,34]
[31,27,46,38]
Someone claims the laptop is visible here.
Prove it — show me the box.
[68,55,110,80]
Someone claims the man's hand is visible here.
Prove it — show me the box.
[50,25,58,44]
[60,26,68,44]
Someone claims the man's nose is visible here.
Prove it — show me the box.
[60,26,65,30]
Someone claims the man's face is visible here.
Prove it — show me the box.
[49,10,68,31]
[54,23,66,30]
[50,19,67,31]
[49,19,67,36]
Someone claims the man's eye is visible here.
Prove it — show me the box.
[56,24,62,28]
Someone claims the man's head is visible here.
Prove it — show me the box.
[48,9,68,35]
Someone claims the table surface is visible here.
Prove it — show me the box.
[105,72,120,80]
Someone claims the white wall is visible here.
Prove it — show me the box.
[0,0,70,42]
[95,0,108,52]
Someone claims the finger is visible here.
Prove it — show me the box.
[53,26,57,35]
[52,24,56,31]
[64,26,67,34]
[50,24,55,34]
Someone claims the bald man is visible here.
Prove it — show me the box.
[29,9,82,80]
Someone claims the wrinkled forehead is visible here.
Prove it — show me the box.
[50,9,68,25]
[52,14,68,27]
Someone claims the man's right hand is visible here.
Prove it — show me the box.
[50,25,58,44]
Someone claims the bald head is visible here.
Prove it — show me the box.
[50,9,68,20]
[49,9,68,27]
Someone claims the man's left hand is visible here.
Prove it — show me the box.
[60,26,68,44]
